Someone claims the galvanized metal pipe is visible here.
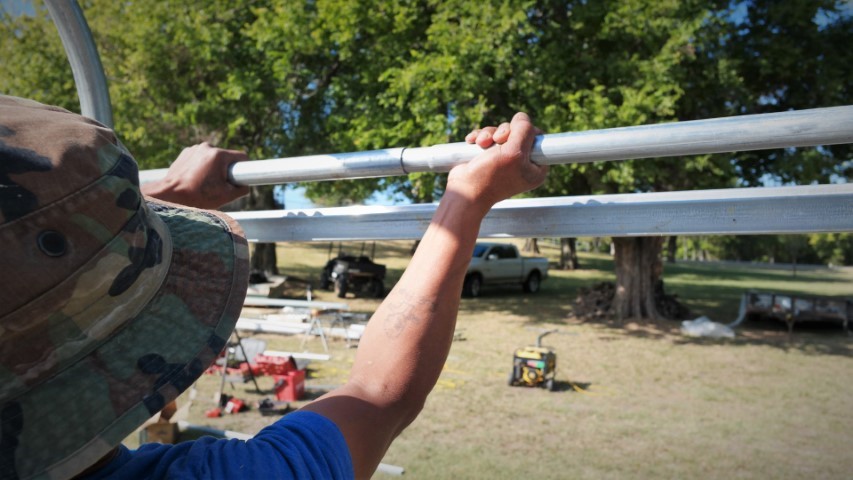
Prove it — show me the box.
[229,184,853,242]
[46,0,113,127]
[138,106,853,185]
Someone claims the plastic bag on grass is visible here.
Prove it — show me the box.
[681,316,735,339]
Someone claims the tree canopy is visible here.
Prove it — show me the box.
[3,0,848,190]
[1,0,850,304]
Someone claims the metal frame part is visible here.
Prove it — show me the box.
[137,106,853,186]
[229,184,853,242]
[45,0,113,127]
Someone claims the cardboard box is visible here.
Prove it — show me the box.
[144,422,178,444]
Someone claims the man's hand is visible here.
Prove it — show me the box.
[140,142,250,209]
[455,112,549,211]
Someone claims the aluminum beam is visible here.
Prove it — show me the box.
[243,297,349,311]
[138,106,853,186]
[46,0,113,127]
[228,184,853,242]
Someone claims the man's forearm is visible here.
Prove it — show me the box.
[301,191,489,478]
[348,190,488,415]
[300,113,547,478]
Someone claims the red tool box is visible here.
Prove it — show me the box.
[254,354,298,376]
[273,369,305,401]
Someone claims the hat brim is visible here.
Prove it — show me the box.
[8,198,249,479]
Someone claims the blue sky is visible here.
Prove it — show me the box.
[279,185,413,209]
[0,0,34,16]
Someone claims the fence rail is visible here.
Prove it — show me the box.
[229,184,853,242]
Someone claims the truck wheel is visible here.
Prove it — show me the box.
[463,274,482,298]
[523,271,541,293]
[334,277,348,298]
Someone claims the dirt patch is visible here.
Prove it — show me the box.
[573,281,691,321]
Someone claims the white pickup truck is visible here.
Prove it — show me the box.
[463,242,549,297]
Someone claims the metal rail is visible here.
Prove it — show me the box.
[45,0,113,127]
[229,184,853,242]
[137,106,853,186]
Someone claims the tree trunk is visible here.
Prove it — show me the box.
[251,243,278,276]
[559,238,579,270]
[790,247,798,278]
[246,186,279,276]
[667,236,677,263]
[523,238,540,253]
[613,237,665,321]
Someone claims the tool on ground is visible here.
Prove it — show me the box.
[508,329,559,391]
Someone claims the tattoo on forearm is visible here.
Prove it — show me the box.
[383,288,439,338]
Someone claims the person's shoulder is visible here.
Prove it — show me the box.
[256,409,350,453]
[265,410,342,432]
[81,411,353,479]
[253,410,354,478]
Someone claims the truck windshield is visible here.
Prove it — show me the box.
[472,245,489,258]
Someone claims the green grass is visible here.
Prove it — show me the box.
[138,240,853,479]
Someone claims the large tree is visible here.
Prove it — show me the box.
[3,0,848,315]
[518,0,850,319]
[516,0,737,319]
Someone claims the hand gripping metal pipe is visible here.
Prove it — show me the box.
[136,106,853,185]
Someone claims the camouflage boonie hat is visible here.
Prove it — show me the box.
[0,95,249,479]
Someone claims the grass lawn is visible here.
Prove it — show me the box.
[145,240,853,479]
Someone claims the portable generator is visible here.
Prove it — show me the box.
[508,329,558,391]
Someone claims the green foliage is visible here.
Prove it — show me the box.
[726,0,853,185]
[675,234,853,266]
[808,233,853,266]
[0,5,76,111]
[2,0,286,168]
[1,0,848,210]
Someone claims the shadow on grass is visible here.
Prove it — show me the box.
[523,258,850,361]
[509,380,614,395]
[550,380,591,393]
[456,266,613,324]
[281,244,852,358]
[580,315,853,358]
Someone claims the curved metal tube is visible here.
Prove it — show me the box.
[46,0,113,127]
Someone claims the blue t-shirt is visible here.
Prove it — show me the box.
[85,411,353,479]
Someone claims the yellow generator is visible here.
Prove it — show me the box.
[508,329,557,391]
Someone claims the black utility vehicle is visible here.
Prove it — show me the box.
[319,255,386,298]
